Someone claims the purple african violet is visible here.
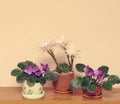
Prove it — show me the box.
[40,63,50,71]
[84,66,105,82]
[84,65,94,77]
[32,66,40,73]
[24,63,50,77]
[35,70,43,77]
[94,69,105,81]
[24,66,33,75]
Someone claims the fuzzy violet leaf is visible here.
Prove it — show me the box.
[76,63,86,72]
[11,68,21,76]
[81,76,92,89]
[70,77,82,90]
[37,77,46,85]
[16,73,26,83]
[17,62,27,70]
[98,66,109,74]
[27,75,37,86]
[108,75,120,85]
[87,84,96,93]
[25,60,34,66]
[44,71,57,81]
[102,81,112,90]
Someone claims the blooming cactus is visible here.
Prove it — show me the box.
[40,35,80,73]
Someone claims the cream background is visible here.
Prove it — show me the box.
[0,0,120,87]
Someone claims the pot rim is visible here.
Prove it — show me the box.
[53,70,74,75]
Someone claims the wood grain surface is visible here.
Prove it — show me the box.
[0,87,120,104]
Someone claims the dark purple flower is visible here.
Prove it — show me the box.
[84,65,94,77]
[35,70,43,77]
[40,63,50,71]
[24,66,33,75]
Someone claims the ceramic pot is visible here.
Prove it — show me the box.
[82,85,102,98]
[22,81,45,99]
[52,71,74,93]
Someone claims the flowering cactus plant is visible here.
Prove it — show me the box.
[11,60,57,86]
[70,63,120,93]
[40,36,80,73]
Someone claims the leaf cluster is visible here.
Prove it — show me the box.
[11,60,57,86]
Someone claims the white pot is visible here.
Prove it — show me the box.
[22,81,45,99]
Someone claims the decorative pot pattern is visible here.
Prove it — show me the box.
[22,81,45,99]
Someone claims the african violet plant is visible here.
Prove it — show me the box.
[70,63,120,93]
[11,60,57,86]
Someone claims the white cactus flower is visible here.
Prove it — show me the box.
[65,45,80,58]
[40,40,57,52]
[56,35,70,50]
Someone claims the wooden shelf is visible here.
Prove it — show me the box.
[0,87,120,104]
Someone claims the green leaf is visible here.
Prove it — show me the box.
[87,84,96,93]
[81,76,92,89]
[44,71,57,81]
[70,77,82,90]
[11,68,21,76]
[98,66,109,74]
[17,62,27,70]
[25,60,34,66]
[102,81,112,90]
[16,74,26,83]
[108,75,120,85]
[37,77,46,85]
[90,78,97,85]
[27,75,36,86]
[76,63,86,72]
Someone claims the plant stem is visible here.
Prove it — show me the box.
[66,54,71,66]
[47,49,62,71]
[47,50,59,66]
[70,56,74,71]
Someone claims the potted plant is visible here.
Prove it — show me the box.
[70,63,120,98]
[40,36,79,93]
[11,60,57,99]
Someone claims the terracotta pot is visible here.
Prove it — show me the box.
[82,85,102,98]
[52,71,74,93]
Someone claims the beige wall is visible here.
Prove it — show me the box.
[0,0,120,87]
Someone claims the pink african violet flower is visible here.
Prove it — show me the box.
[32,66,40,72]
[24,65,43,77]
[84,65,94,77]
[40,63,50,71]
[94,69,105,81]
[84,65,105,81]
[24,66,33,75]
[35,70,43,77]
